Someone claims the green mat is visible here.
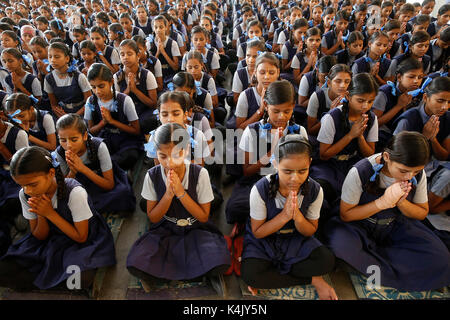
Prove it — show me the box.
[349,273,450,300]
[239,274,334,300]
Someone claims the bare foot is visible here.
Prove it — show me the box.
[311,276,338,300]
[248,285,258,296]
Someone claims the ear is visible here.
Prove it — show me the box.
[49,167,56,179]
[82,131,88,142]
[382,151,390,163]
[422,93,428,104]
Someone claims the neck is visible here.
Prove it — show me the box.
[57,65,69,74]
[14,68,25,77]
[424,104,434,117]
[397,82,406,93]
[126,64,139,74]
[46,179,58,199]
[348,107,361,120]
[328,88,339,101]
[368,50,379,60]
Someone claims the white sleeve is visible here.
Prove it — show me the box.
[317,114,336,145]
[20,189,37,220]
[97,142,113,172]
[298,75,310,97]
[239,126,255,154]
[123,96,139,122]
[43,77,53,94]
[56,150,70,176]
[372,91,388,112]
[42,113,56,135]
[340,167,364,204]
[203,93,213,110]
[200,116,213,141]
[281,45,289,60]
[194,130,211,159]
[141,172,157,201]
[196,168,214,204]
[277,31,287,44]
[412,171,428,204]
[291,55,300,69]
[145,71,158,90]
[366,116,379,143]
[234,91,249,118]
[249,185,267,220]
[181,54,187,70]
[171,41,181,57]
[231,71,243,93]
[68,186,94,222]
[237,45,244,58]
[207,77,217,96]
[154,59,163,78]
[306,92,319,118]
[211,53,220,70]
[305,187,323,220]
[110,48,121,65]
[31,78,42,97]
[77,73,92,92]
[15,130,29,150]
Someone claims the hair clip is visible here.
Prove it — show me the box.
[386,81,398,96]
[194,80,203,95]
[407,77,433,97]
[287,123,300,134]
[7,109,22,124]
[257,50,265,56]
[49,152,60,168]
[340,97,348,103]
[22,54,32,65]
[369,163,384,182]
[167,82,174,91]
[259,122,272,139]
[117,31,124,35]
[153,109,159,121]
[144,140,157,156]
[29,95,39,104]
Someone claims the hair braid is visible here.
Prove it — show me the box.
[269,173,280,199]
[54,165,67,201]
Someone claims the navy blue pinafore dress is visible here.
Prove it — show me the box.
[324,158,450,291]
[126,164,231,280]
[242,176,324,274]
[55,137,136,214]
[1,178,116,290]
[45,70,85,114]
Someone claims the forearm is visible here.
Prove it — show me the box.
[130,87,156,108]
[178,194,209,223]
[160,49,178,71]
[0,143,12,162]
[340,201,381,222]
[89,120,106,135]
[320,134,354,160]
[79,165,114,190]
[357,137,375,158]
[31,216,50,240]
[28,134,56,151]
[252,214,290,239]
[148,193,173,223]
[109,119,140,135]
[243,153,270,176]
[378,104,403,126]
[397,200,428,220]
[237,112,262,129]
[46,210,87,243]
[294,214,317,237]
[430,138,449,161]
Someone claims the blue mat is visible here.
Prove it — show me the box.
[349,273,450,300]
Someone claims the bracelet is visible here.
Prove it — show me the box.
[176,191,186,199]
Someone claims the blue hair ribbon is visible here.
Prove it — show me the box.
[98,51,103,56]
[50,152,60,168]
[321,77,328,89]
[274,53,282,59]
[362,25,367,32]
[29,95,39,104]
[265,43,272,51]
[202,108,211,119]
[153,109,159,121]
[407,76,433,97]
[167,82,174,91]
[308,20,314,27]
[369,163,384,182]
[67,59,79,73]
[117,31,124,36]
[7,109,22,124]
[440,72,448,77]
[386,81,398,96]
[194,80,203,96]
[287,123,300,134]
[259,122,272,139]
[147,57,153,65]
[42,59,49,64]
[257,50,265,56]
[22,54,32,65]
[410,176,418,186]
[342,30,349,42]
[301,35,306,41]
[110,100,119,113]
[146,34,154,43]
[205,43,212,49]
[365,56,376,64]
[340,97,348,103]
[187,125,198,148]
[403,41,409,53]
[86,101,96,112]
[144,140,157,156]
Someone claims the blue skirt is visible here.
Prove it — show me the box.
[310,158,359,195]
[324,215,450,291]
[127,221,231,280]
[0,170,20,208]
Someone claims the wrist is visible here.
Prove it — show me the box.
[176,190,186,199]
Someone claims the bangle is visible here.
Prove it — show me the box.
[176,191,186,199]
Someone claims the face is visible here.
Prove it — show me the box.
[242,11,254,23]
[186,58,203,79]
[73,32,85,44]
[349,92,377,114]
[96,18,108,29]
[157,142,186,171]
[21,31,34,44]
[335,19,349,33]
[421,2,435,15]
[200,18,212,31]
[397,69,423,91]
[381,6,392,17]
[312,8,322,21]
[399,13,413,23]
[58,126,88,156]
[159,101,187,125]
[438,10,450,26]
[255,61,280,89]
[1,52,21,72]
[6,108,32,128]
[266,101,294,129]
[31,44,48,60]
[411,41,430,57]
[289,9,302,25]
[383,153,425,183]
[90,31,105,49]
[119,44,139,67]
[424,91,450,117]
[386,28,401,43]
[348,39,364,55]
[413,23,429,33]
[192,32,206,50]
[137,43,147,61]
[324,14,335,27]
[48,48,70,70]
[246,46,258,70]
[329,71,351,96]
[369,36,389,57]
[81,47,96,63]
[93,2,102,12]
[153,20,167,37]
[137,7,147,20]
[247,26,262,39]
[306,34,321,51]
[276,153,311,193]
[342,5,352,15]
[119,17,132,31]
[71,15,82,26]
[1,34,17,49]
[108,30,117,41]
[355,11,367,22]
[13,171,55,198]
[293,26,307,43]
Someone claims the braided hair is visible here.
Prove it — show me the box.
[288,18,308,49]
[269,134,313,198]
[48,42,76,77]
[10,146,67,200]
[56,113,100,168]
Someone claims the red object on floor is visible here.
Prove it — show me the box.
[223,235,234,276]
[233,236,244,277]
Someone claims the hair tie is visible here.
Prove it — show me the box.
[259,122,272,139]
[98,51,103,56]
[308,20,313,27]
[340,97,348,103]
[110,100,119,113]
[67,59,79,73]
[410,176,417,186]
[117,31,124,35]
[403,41,409,53]
[49,152,60,168]
[205,43,211,49]
[322,76,328,89]
[144,140,157,156]
[386,81,398,96]
[407,76,433,97]
[194,80,203,96]
[187,125,198,148]
[86,101,96,112]
[287,123,300,134]
[167,82,174,91]
[146,34,154,43]
[29,95,39,104]
[153,109,159,121]
[265,43,272,51]
[22,54,32,65]
[7,109,22,124]
[440,72,448,77]
[365,56,376,64]
[202,107,211,119]
[369,163,384,182]
[342,30,349,42]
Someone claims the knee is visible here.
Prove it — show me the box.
[308,246,336,275]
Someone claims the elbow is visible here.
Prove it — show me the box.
[104,180,115,191]
[319,153,331,161]
[339,211,351,222]
[74,234,88,243]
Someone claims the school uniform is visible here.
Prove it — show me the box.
[1,178,116,290]
[352,54,394,80]
[148,37,181,85]
[141,55,163,81]
[225,120,308,224]
[84,93,143,166]
[55,137,136,214]
[126,162,231,280]
[242,175,326,276]
[181,48,220,75]
[227,86,261,130]
[98,45,121,68]
[335,48,364,67]
[323,154,450,291]
[131,26,146,38]
[4,72,42,97]
[31,61,51,111]
[231,67,251,96]
[390,53,432,75]
[427,39,450,73]
[44,69,92,114]
[27,109,55,144]
[0,67,9,91]
[310,105,378,196]
[114,66,158,134]
[134,18,153,35]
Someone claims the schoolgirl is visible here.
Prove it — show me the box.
[132,35,163,92]
[291,27,322,86]
[90,26,121,74]
[321,10,350,56]
[334,31,364,67]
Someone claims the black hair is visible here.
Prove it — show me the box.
[48,42,76,76]
[80,39,97,52]
[438,4,450,16]
[383,19,401,31]
[247,38,266,51]
[414,14,431,25]
[157,91,188,112]
[49,19,65,37]
[87,62,114,82]
[1,47,32,72]
[328,63,352,84]
[261,80,297,129]
[289,17,308,46]
[109,23,125,43]
[72,26,87,36]
[250,52,281,86]
[191,25,209,39]
[422,0,435,6]
[172,71,197,97]
[269,134,313,198]
[396,57,423,76]
[440,27,450,43]
[90,25,107,39]
[35,15,49,25]
[185,50,206,71]
[335,10,350,22]
[399,3,415,15]
[10,146,67,200]
[56,113,99,168]
[424,76,450,97]
[29,35,48,48]
[382,1,394,8]
[5,92,34,114]
[96,12,110,24]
